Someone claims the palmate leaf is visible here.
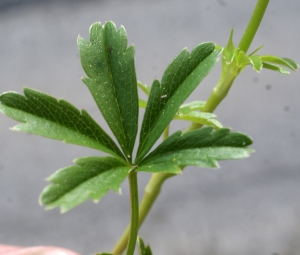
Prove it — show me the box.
[78,22,138,160]
[138,127,253,172]
[40,156,130,212]
[0,88,124,160]
[136,44,222,163]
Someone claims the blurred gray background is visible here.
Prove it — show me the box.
[0,0,299,254]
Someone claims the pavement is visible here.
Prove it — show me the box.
[0,1,300,254]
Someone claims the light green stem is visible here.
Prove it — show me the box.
[125,170,139,255]
[186,66,239,131]
[238,0,270,53]
[111,1,270,254]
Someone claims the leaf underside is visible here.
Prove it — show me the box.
[78,22,139,160]
[0,88,124,159]
[136,43,222,163]
[40,156,130,212]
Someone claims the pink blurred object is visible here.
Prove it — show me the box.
[0,245,80,255]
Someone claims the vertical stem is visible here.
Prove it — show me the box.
[125,169,139,255]
[112,172,174,255]
[238,0,270,53]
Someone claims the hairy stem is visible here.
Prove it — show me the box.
[125,169,139,255]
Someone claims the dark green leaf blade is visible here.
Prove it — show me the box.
[136,45,221,163]
[139,127,253,169]
[78,22,138,160]
[0,88,124,159]
[137,237,153,255]
[138,162,182,174]
[140,147,252,169]
[40,156,130,212]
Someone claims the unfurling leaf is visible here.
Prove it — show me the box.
[78,22,139,160]
[222,29,298,76]
[260,55,298,71]
[40,157,130,212]
[249,55,263,72]
[260,55,298,74]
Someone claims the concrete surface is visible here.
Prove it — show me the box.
[0,1,300,254]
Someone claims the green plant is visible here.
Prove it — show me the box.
[0,0,297,254]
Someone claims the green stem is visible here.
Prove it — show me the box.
[186,66,239,131]
[125,169,139,255]
[188,0,269,131]
[112,172,174,254]
[238,0,270,53]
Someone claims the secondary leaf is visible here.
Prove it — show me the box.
[137,237,153,255]
[262,62,290,74]
[40,156,130,212]
[138,99,219,128]
[178,101,206,112]
[249,55,263,72]
[222,29,298,77]
[138,81,151,96]
[139,127,253,169]
[78,22,138,160]
[261,55,298,71]
[136,44,222,163]
[139,98,147,108]
[174,109,222,129]
[0,88,124,159]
